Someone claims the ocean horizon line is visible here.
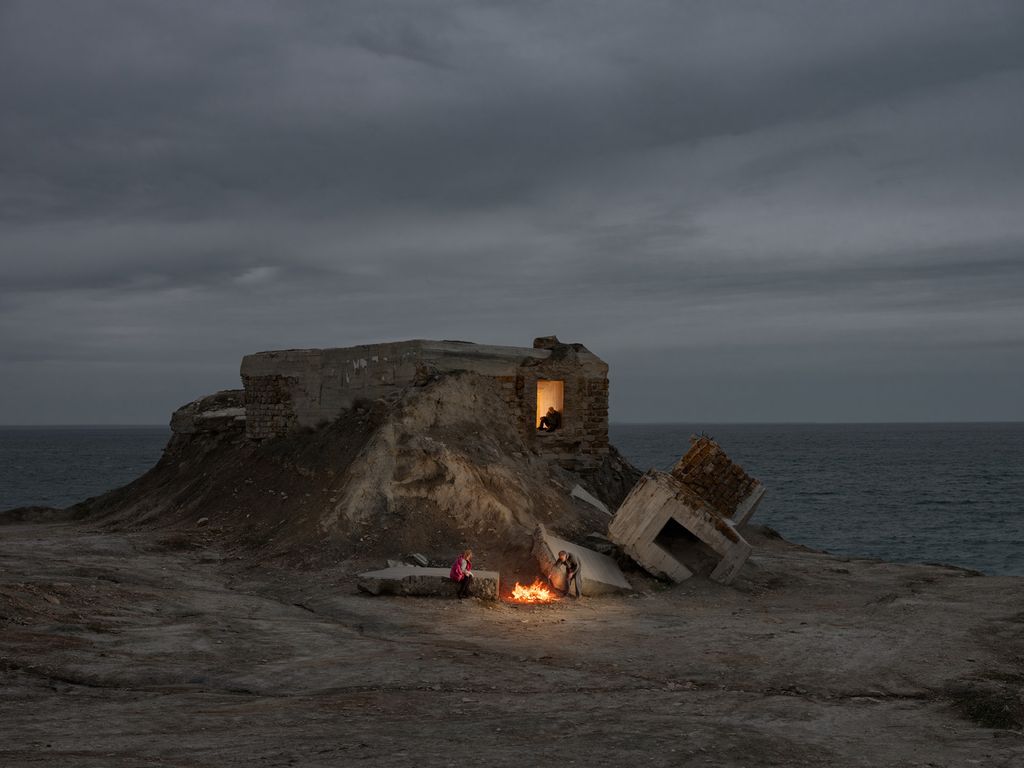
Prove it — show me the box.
[2,420,1023,429]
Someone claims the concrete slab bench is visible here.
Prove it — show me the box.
[357,566,500,601]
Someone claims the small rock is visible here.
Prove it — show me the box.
[196,517,210,528]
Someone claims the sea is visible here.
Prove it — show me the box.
[1,423,1022,576]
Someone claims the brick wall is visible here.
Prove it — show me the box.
[242,374,299,440]
[670,436,760,519]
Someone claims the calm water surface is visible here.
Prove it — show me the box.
[611,423,1024,575]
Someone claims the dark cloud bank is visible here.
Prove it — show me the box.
[2,1,1023,423]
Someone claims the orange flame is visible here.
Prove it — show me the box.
[509,580,558,603]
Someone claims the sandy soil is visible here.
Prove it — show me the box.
[1,522,1022,767]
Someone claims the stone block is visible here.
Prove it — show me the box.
[357,566,500,600]
[532,524,632,596]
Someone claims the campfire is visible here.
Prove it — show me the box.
[508,580,558,603]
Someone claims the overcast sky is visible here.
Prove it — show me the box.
[2,1,1023,424]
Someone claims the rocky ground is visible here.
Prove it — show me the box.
[1,521,1021,767]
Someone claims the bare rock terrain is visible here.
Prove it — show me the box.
[1,521,1021,767]
[3,369,1021,765]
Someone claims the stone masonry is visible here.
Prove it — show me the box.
[239,336,609,470]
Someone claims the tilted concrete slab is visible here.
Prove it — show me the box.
[608,470,752,585]
[570,484,611,516]
[357,566,500,601]
[532,524,632,596]
[732,484,766,527]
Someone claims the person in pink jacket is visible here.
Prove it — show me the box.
[450,549,474,599]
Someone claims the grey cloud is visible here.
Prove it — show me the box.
[1,1,1023,423]
[4,1,1024,221]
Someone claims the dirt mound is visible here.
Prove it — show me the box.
[69,373,640,578]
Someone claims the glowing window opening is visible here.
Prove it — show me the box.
[536,380,564,429]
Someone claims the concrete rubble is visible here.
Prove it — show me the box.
[357,565,500,601]
[169,390,246,435]
[532,524,632,596]
[608,437,765,585]
[570,484,611,515]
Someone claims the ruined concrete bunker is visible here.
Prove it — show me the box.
[609,437,766,585]
[240,335,609,470]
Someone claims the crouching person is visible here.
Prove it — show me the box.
[555,550,582,598]
[450,549,474,599]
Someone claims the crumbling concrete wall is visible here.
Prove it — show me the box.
[608,438,765,586]
[169,390,246,436]
[241,342,427,440]
[240,336,610,469]
[609,470,752,584]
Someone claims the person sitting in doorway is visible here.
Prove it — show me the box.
[449,548,474,599]
[554,549,582,598]
[538,406,562,432]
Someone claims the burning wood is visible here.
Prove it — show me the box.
[509,580,558,603]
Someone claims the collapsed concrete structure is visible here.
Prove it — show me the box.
[240,336,610,471]
[608,437,765,585]
[532,524,632,596]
